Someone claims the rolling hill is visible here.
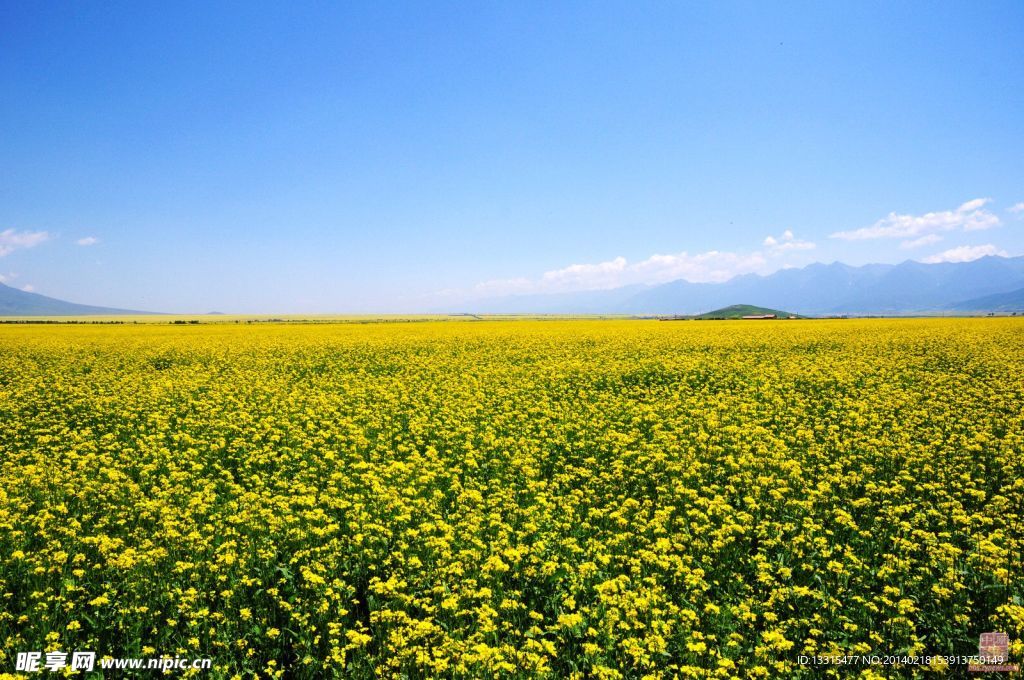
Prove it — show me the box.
[692,304,801,319]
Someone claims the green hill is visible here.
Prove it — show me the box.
[693,304,803,319]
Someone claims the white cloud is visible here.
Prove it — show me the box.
[473,249,773,297]
[0,229,50,257]
[1009,202,1024,215]
[472,277,534,296]
[958,198,989,212]
[468,226,829,298]
[540,256,629,289]
[631,251,768,284]
[774,241,815,253]
[920,244,1008,264]
[831,199,1000,241]
[76,236,99,246]
[21,284,35,292]
[900,234,943,249]
[763,229,815,253]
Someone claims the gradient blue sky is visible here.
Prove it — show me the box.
[2,1,1022,313]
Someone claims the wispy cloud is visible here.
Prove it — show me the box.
[632,250,770,283]
[473,250,771,297]
[900,234,943,249]
[538,256,630,290]
[469,231,828,298]
[1009,202,1024,215]
[21,284,35,293]
[763,229,815,252]
[0,229,50,257]
[831,199,1000,241]
[471,277,534,296]
[920,244,1007,264]
[76,236,99,246]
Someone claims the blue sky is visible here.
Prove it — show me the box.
[1,1,1022,313]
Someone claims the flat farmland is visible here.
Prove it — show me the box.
[1,319,1021,678]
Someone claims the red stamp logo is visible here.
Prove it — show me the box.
[969,632,1019,673]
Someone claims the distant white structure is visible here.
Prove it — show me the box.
[741,314,776,319]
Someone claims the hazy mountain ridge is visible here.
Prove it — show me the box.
[454,256,1024,316]
[3,256,1023,317]
[951,286,1024,312]
[0,283,151,316]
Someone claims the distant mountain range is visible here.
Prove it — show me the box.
[450,255,1024,316]
[0,283,149,316]
[952,286,1024,312]
[3,255,1023,317]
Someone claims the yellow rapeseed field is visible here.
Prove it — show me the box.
[1,318,1022,678]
